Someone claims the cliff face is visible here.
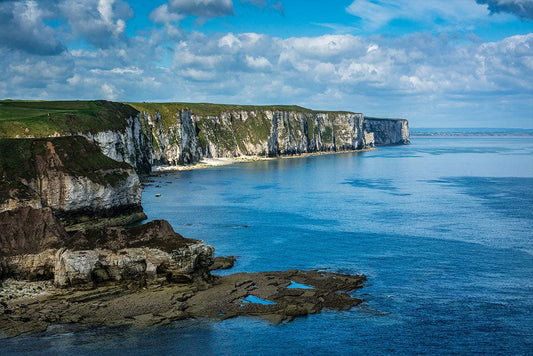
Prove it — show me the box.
[142,110,203,166]
[133,104,384,166]
[0,137,144,228]
[363,118,410,145]
[81,114,152,175]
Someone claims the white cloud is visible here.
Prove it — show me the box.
[90,67,144,75]
[59,0,133,48]
[218,33,241,49]
[346,0,490,30]
[0,0,65,55]
[150,4,185,24]
[245,55,272,70]
[101,83,121,100]
[367,44,379,53]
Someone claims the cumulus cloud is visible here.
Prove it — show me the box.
[245,55,272,70]
[0,0,65,55]
[1,1,530,127]
[476,0,533,20]
[150,4,184,24]
[59,0,133,48]
[168,0,234,18]
[166,31,533,106]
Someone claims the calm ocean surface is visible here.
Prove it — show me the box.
[3,136,533,355]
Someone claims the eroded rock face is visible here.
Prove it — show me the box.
[81,114,152,175]
[143,110,203,166]
[363,118,410,145]
[53,243,214,287]
[0,207,68,256]
[0,137,144,228]
[141,109,377,166]
[0,218,214,287]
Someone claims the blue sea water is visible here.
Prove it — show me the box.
[2,136,533,355]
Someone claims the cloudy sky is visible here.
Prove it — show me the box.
[1,0,532,128]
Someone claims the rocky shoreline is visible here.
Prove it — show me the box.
[0,205,366,339]
[0,266,365,338]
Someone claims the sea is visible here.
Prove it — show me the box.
[2,135,532,355]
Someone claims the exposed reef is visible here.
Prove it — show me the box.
[0,269,366,338]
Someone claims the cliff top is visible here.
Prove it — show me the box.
[0,100,138,138]
[364,116,408,122]
[0,100,403,141]
[127,102,358,117]
[128,101,361,133]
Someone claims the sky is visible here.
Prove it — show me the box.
[1,0,532,128]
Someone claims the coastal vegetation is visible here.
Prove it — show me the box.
[0,136,132,190]
[0,100,137,137]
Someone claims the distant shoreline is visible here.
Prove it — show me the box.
[151,148,376,172]
[410,128,533,137]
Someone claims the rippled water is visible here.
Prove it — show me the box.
[3,137,532,355]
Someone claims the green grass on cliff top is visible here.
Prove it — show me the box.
[128,102,357,116]
[0,100,138,138]
[128,102,359,131]
[0,136,132,189]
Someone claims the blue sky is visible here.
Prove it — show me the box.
[1,0,532,128]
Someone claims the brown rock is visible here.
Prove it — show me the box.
[0,207,68,257]
[210,256,236,271]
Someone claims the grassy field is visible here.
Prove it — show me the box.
[0,100,137,137]
[129,102,314,117]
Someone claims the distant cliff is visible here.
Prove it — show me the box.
[130,103,408,167]
[363,118,410,145]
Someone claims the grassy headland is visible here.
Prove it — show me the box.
[0,100,138,137]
